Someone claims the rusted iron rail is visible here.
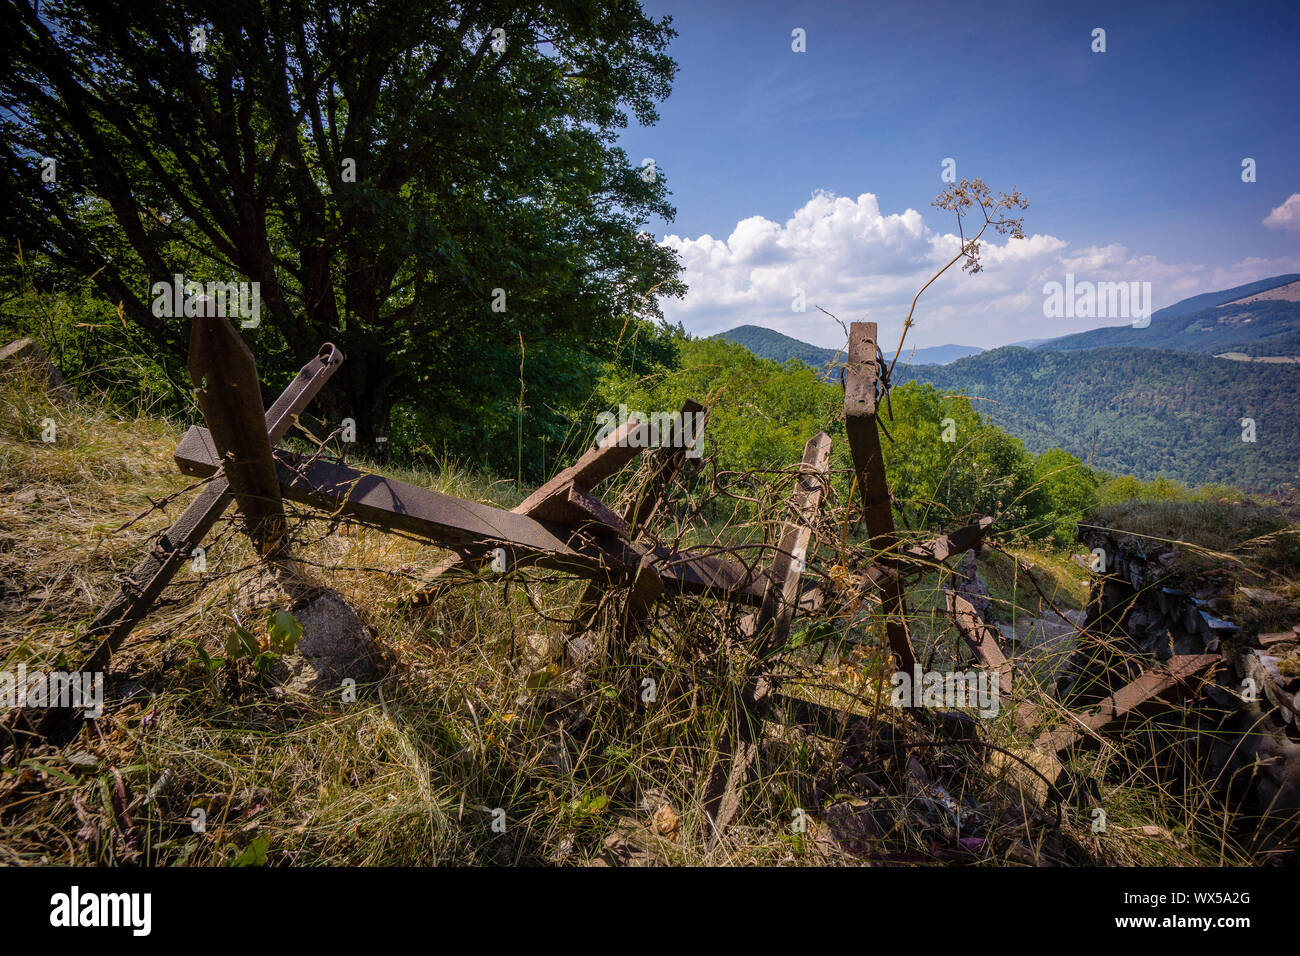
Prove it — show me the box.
[705,432,833,839]
[188,313,287,553]
[844,321,916,673]
[1035,654,1221,754]
[174,425,768,604]
[568,401,708,637]
[794,516,996,618]
[15,342,343,742]
[946,590,1036,731]
[410,418,652,603]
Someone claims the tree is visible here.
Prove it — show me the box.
[1034,448,1101,543]
[1,0,683,460]
[881,382,1048,535]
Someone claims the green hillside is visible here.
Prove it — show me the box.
[899,346,1300,491]
[715,324,982,371]
[1037,274,1300,356]
[714,325,842,372]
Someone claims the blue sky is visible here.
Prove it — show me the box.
[617,0,1300,350]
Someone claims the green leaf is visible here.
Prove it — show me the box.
[225,626,259,660]
[231,835,269,867]
[267,610,302,653]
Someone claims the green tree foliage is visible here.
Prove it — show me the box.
[599,339,1066,539]
[878,383,1049,536]
[0,0,683,474]
[597,334,844,477]
[1033,448,1101,543]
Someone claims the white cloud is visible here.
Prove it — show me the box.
[1263,193,1300,232]
[659,191,1300,350]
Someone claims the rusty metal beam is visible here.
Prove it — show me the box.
[844,321,915,673]
[793,516,997,619]
[175,427,768,605]
[741,432,832,653]
[1036,654,1221,754]
[410,418,652,604]
[624,400,707,534]
[705,432,833,842]
[15,344,343,743]
[946,590,1037,730]
[514,418,649,521]
[188,314,287,554]
[619,554,665,655]
[566,401,708,636]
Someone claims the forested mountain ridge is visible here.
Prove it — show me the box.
[1037,274,1300,356]
[897,346,1300,491]
[716,274,1300,492]
[715,324,982,372]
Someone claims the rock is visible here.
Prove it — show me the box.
[280,591,380,696]
[591,816,667,866]
[564,634,596,668]
[1259,632,1296,649]
[521,631,561,670]
[231,568,380,699]
[1239,586,1284,605]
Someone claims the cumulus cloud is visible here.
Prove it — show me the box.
[1263,193,1300,232]
[658,191,1300,350]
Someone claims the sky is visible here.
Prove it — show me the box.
[616,0,1300,350]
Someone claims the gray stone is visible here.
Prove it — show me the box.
[280,590,380,697]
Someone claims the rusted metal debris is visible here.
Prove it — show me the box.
[188,313,287,554]
[410,416,654,604]
[946,590,1036,731]
[746,431,833,653]
[844,321,916,673]
[704,432,834,840]
[13,342,343,743]
[175,425,768,603]
[1035,654,1222,754]
[14,318,1014,841]
[567,401,708,637]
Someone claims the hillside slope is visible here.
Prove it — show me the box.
[715,325,982,372]
[1038,274,1300,356]
[899,346,1300,490]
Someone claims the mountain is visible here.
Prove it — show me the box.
[897,343,986,365]
[715,274,1300,491]
[1036,274,1300,357]
[714,325,982,371]
[898,346,1300,491]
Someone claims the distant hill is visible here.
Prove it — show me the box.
[898,346,1300,491]
[714,325,982,373]
[1037,274,1300,357]
[716,275,1300,491]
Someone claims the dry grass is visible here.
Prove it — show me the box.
[0,366,1277,866]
